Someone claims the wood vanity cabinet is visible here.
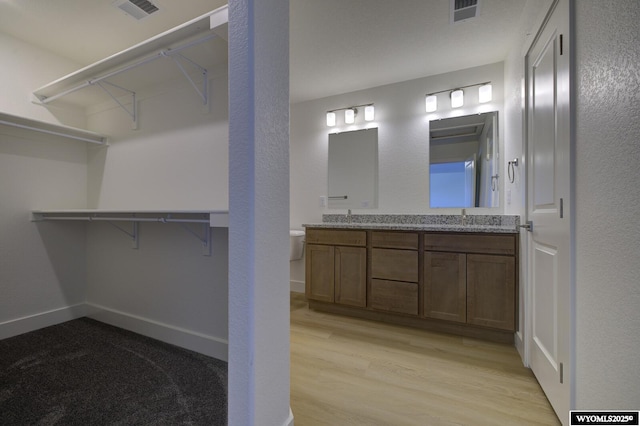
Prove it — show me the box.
[370,231,419,315]
[305,229,367,307]
[305,227,518,342]
[424,233,517,331]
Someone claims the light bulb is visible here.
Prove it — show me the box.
[479,84,492,103]
[451,89,464,108]
[345,108,356,124]
[364,105,375,121]
[425,95,437,112]
[326,112,336,127]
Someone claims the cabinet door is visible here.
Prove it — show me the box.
[334,246,366,307]
[467,254,515,331]
[424,251,467,323]
[305,244,335,302]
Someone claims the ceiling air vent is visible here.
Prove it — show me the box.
[451,0,480,24]
[115,0,160,21]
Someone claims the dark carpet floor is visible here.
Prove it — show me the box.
[0,318,227,425]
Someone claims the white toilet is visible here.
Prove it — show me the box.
[289,230,305,261]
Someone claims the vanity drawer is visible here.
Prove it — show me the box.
[370,279,418,315]
[305,228,367,246]
[424,233,516,255]
[371,248,419,282]
[371,231,419,249]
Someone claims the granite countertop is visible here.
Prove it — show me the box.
[302,214,520,234]
[303,222,518,233]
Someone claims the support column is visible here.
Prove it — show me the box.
[228,0,291,425]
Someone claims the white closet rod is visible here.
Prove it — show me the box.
[38,33,218,105]
[37,216,209,224]
[0,120,105,145]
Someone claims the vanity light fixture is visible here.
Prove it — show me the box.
[344,108,356,124]
[326,112,336,127]
[425,81,491,112]
[478,83,492,103]
[425,95,437,113]
[364,105,375,121]
[450,89,464,108]
[325,103,375,127]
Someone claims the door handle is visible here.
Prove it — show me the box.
[519,221,533,232]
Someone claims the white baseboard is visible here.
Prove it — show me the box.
[515,330,526,366]
[85,303,228,362]
[284,407,295,426]
[0,304,87,340]
[1,303,229,362]
[290,280,305,293]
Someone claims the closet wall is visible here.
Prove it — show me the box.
[0,32,230,360]
[84,64,230,360]
[0,34,89,338]
[0,128,88,338]
[85,66,229,210]
[0,33,84,126]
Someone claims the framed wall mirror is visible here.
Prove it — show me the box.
[328,127,378,209]
[429,112,499,208]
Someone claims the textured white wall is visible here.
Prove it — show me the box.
[228,0,292,425]
[574,0,640,409]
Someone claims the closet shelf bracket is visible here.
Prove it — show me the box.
[94,81,138,130]
[176,221,212,256]
[165,51,209,110]
[32,31,219,127]
[105,220,139,249]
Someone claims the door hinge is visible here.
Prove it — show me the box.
[560,198,564,218]
[560,34,564,55]
[560,362,564,383]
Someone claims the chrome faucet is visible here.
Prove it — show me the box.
[346,209,352,224]
[461,208,467,226]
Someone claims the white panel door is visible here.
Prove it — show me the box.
[526,0,571,423]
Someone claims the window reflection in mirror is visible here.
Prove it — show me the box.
[429,112,499,208]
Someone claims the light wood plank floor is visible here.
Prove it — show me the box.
[290,292,560,426]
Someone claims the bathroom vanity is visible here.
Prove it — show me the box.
[304,215,519,343]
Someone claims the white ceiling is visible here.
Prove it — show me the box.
[0,0,549,104]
